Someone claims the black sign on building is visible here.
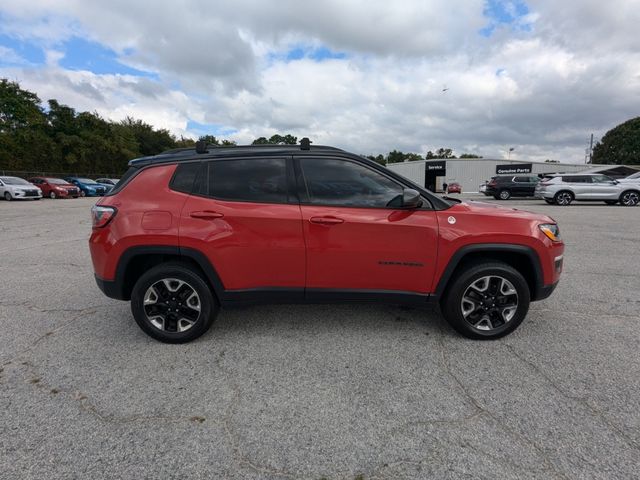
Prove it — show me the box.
[424,161,446,191]
[496,163,533,175]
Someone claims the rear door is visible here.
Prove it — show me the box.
[295,156,439,294]
[512,176,529,196]
[179,157,306,294]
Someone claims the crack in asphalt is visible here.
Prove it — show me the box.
[433,321,569,480]
[503,343,640,453]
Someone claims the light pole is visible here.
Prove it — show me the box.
[508,147,515,160]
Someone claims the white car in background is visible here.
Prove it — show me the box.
[0,176,42,201]
[618,171,640,185]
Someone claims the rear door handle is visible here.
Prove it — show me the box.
[190,210,224,220]
[309,216,344,225]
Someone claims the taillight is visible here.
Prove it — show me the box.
[91,205,117,228]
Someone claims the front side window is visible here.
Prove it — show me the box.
[206,158,288,203]
[590,175,613,183]
[299,158,404,208]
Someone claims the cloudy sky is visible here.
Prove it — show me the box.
[0,0,638,162]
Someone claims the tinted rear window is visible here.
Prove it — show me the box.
[170,162,202,193]
[204,158,288,203]
[105,166,141,195]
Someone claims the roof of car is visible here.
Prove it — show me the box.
[128,141,348,167]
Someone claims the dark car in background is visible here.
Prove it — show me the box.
[486,175,540,200]
[29,177,80,199]
[64,177,107,197]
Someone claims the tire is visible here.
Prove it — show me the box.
[498,189,511,200]
[604,200,618,205]
[544,199,554,205]
[79,190,86,197]
[619,190,639,207]
[440,261,530,340]
[4,192,11,201]
[554,191,573,206]
[130,262,218,343]
[49,191,57,199]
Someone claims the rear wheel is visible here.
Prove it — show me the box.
[49,191,57,199]
[619,190,639,207]
[79,190,86,197]
[440,262,530,339]
[130,262,218,343]
[4,192,11,201]
[498,189,511,200]
[554,191,573,206]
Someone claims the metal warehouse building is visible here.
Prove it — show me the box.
[385,158,635,193]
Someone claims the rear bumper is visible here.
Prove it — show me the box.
[95,275,127,300]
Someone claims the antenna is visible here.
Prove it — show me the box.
[300,137,311,150]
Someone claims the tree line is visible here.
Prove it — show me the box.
[4,78,634,176]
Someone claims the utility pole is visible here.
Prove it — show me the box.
[588,133,594,164]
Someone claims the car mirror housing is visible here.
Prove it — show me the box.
[402,188,422,208]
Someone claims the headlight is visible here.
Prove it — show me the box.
[539,223,561,242]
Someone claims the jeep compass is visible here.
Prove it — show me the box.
[90,139,564,343]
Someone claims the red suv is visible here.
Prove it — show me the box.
[90,140,563,343]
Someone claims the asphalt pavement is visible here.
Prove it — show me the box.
[1,196,639,479]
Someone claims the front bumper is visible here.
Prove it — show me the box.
[534,281,559,301]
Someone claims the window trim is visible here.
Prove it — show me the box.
[294,155,433,211]
[188,155,295,206]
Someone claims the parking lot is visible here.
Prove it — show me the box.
[1,196,639,479]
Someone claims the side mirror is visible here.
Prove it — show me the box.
[402,188,422,208]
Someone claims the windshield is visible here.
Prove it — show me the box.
[77,178,98,184]
[0,177,31,185]
[46,178,68,185]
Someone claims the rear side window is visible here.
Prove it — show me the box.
[562,175,588,183]
[205,158,288,203]
[170,162,202,193]
[514,176,529,182]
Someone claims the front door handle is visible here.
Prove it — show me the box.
[309,216,344,225]
[190,211,224,220]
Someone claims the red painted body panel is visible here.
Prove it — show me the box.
[178,196,306,290]
[90,164,183,281]
[433,202,564,286]
[300,205,439,292]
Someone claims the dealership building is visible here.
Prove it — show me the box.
[386,158,639,193]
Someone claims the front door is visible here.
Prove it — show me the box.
[589,174,620,199]
[296,156,439,294]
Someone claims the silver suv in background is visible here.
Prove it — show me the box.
[535,174,640,206]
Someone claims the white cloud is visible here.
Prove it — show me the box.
[1,0,639,162]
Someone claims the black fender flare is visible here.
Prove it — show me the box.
[434,243,544,300]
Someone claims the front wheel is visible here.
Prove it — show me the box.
[498,189,511,200]
[79,190,86,197]
[131,262,218,343]
[619,191,639,207]
[440,262,530,339]
[49,191,57,199]
[4,192,11,201]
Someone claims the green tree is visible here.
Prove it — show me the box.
[252,134,297,145]
[386,150,406,164]
[592,117,640,165]
[459,153,483,158]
